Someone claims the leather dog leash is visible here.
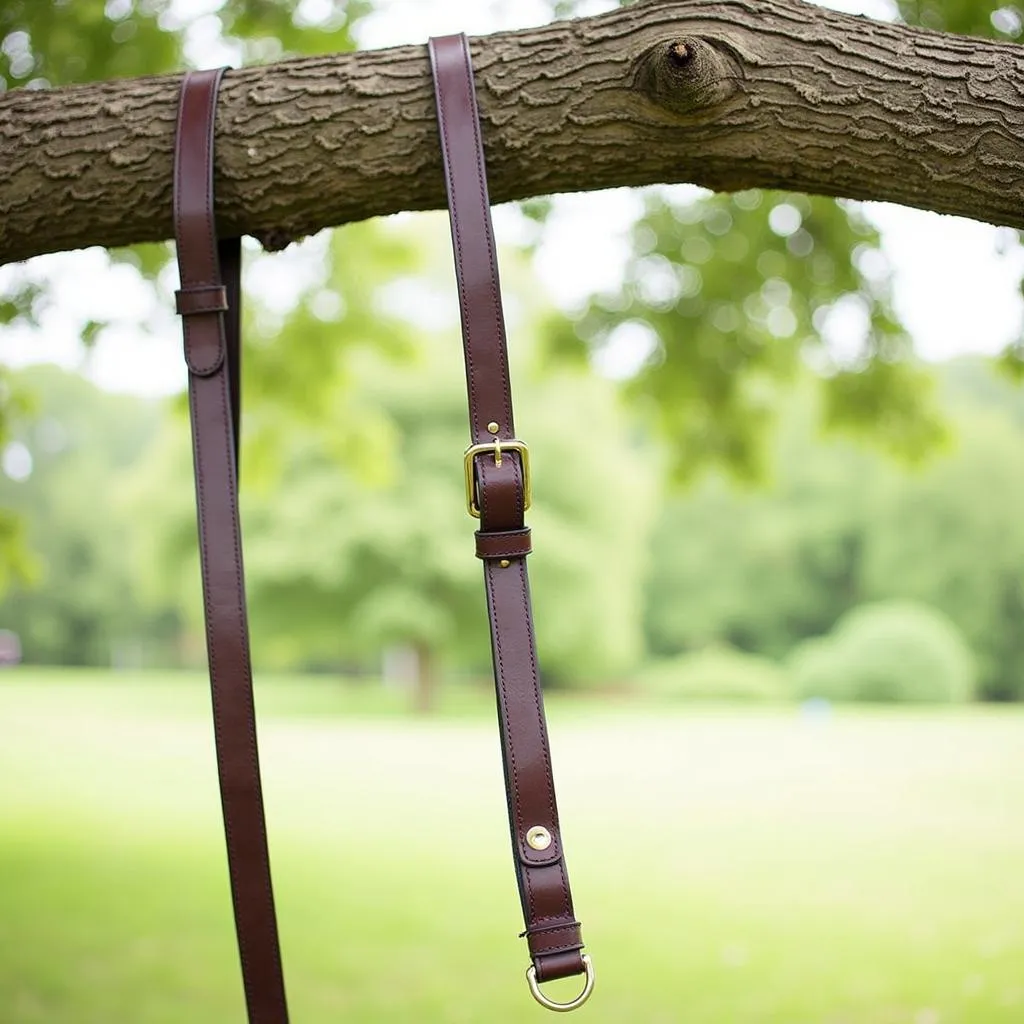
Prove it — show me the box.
[429,33,594,1012]
[173,68,290,1024]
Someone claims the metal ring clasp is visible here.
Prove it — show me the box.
[526,954,595,1013]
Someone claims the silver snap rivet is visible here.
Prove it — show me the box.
[526,825,552,851]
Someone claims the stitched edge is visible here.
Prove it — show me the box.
[460,34,513,438]
[432,35,513,443]
[527,923,583,957]
[526,919,582,936]
[531,941,585,957]
[179,70,288,1019]
[175,70,226,378]
[475,527,532,559]
[193,348,287,1020]
[431,33,578,956]
[431,40,481,441]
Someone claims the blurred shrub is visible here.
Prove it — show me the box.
[789,600,976,703]
[637,646,789,701]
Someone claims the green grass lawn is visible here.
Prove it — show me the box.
[2,668,1024,1023]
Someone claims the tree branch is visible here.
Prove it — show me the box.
[3,0,1024,265]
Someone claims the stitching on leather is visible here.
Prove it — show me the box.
[434,34,575,945]
[518,552,573,915]
[182,72,287,1015]
[191,375,256,994]
[178,285,227,313]
[210,360,286,1014]
[174,71,220,292]
[476,530,531,558]
[524,840,537,923]
[532,941,584,957]
[485,559,528,890]
[479,466,522,848]
[556,862,572,917]
[460,35,512,435]
[173,72,190,291]
[527,920,580,935]
[518,556,557,829]
[529,926,579,950]
[201,72,219,287]
[179,77,254,993]
[176,72,224,376]
[194,74,223,376]
[480,464,544,919]
[432,43,480,437]
[217,367,284,1005]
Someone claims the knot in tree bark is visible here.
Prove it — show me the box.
[634,36,739,117]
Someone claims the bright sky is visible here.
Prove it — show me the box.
[1,0,1022,397]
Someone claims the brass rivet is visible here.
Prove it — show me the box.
[499,559,510,568]
[486,421,500,434]
[526,825,552,851]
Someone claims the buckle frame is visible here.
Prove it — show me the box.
[463,438,531,519]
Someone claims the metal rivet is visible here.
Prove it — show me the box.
[526,825,552,851]
[499,559,510,568]
[487,421,500,434]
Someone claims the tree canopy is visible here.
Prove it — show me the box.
[3,0,1024,703]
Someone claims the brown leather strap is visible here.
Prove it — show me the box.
[428,34,589,994]
[173,67,289,1024]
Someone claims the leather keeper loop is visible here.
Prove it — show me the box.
[524,919,584,939]
[529,931,585,957]
[176,284,228,316]
[533,948,587,984]
[475,527,532,560]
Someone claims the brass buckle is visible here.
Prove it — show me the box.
[463,438,531,519]
[526,954,595,1013]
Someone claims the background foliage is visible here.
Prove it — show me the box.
[4,353,1024,705]
[3,0,1024,706]
[789,600,977,704]
[5,4,1024,1023]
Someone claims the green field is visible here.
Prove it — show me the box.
[2,669,1023,1023]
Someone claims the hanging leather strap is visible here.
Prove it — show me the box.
[173,68,290,1024]
[428,34,594,1012]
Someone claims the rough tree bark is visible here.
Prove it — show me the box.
[2,0,1024,265]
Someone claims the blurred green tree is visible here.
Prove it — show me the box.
[126,228,658,707]
[548,0,1023,480]
[0,365,172,664]
[238,344,657,706]
[564,189,945,482]
[0,0,367,89]
[6,0,1024,693]
[0,0,371,580]
[636,645,790,702]
[861,372,1024,700]
[5,0,1021,496]
[789,599,977,704]
[642,358,1024,700]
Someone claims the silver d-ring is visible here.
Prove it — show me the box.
[526,954,595,1012]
